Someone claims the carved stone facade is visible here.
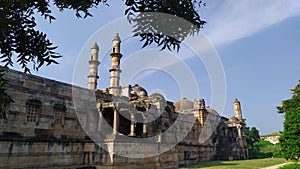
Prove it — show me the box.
[0,34,248,169]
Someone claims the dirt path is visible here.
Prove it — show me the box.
[260,162,292,169]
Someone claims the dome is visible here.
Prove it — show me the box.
[175,97,193,112]
[150,93,165,102]
[131,84,148,97]
[206,107,219,115]
[228,116,239,123]
[149,93,166,112]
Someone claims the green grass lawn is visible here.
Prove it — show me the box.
[180,158,286,169]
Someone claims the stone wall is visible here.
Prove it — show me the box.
[0,139,89,169]
[0,68,94,168]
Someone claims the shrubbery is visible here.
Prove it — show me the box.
[278,163,300,169]
[250,139,282,159]
[245,125,282,159]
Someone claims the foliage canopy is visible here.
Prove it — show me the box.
[244,126,282,159]
[0,0,206,72]
[0,69,13,119]
[244,126,260,158]
[277,80,300,161]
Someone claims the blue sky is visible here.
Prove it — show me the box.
[9,1,300,135]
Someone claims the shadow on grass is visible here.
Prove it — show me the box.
[182,161,238,168]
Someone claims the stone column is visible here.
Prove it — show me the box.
[237,125,242,137]
[143,123,147,135]
[157,132,161,143]
[142,114,147,136]
[98,112,103,131]
[97,103,103,131]
[130,114,135,136]
[113,108,119,134]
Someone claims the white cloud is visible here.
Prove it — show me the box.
[202,0,300,47]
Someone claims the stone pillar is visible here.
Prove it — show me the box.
[142,115,147,135]
[98,114,103,131]
[237,125,242,137]
[143,123,147,135]
[88,42,100,90]
[109,33,122,95]
[113,108,119,134]
[130,114,135,136]
[158,133,161,143]
[97,103,103,131]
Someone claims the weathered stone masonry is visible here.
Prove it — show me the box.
[0,33,248,169]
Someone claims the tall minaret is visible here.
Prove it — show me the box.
[88,42,100,90]
[233,98,243,122]
[109,33,122,95]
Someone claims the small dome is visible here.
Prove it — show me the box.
[175,97,193,112]
[206,107,219,115]
[149,93,166,112]
[131,84,148,97]
[150,93,165,102]
[228,116,239,123]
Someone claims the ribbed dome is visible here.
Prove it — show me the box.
[206,107,219,115]
[175,97,193,112]
[150,93,165,102]
[130,84,148,97]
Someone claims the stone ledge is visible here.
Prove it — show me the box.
[0,135,93,143]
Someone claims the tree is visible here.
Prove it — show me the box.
[253,140,282,158]
[245,127,282,159]
[0,0,206,73]
[245,126,260,158]
[0,0,206,118]
[277,80,300,161]
[126,0,206,51]
[0,69,13,119]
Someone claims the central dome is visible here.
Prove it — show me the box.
[130,84,148,97]
[206,107,219,115]
[175,97,193,112]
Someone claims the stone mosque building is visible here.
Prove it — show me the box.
[0,34,248,169]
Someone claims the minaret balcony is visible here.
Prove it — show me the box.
[110,53,122,58]
[109,68,122,73]
[87,75,99,78]
[89,60,100,65]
